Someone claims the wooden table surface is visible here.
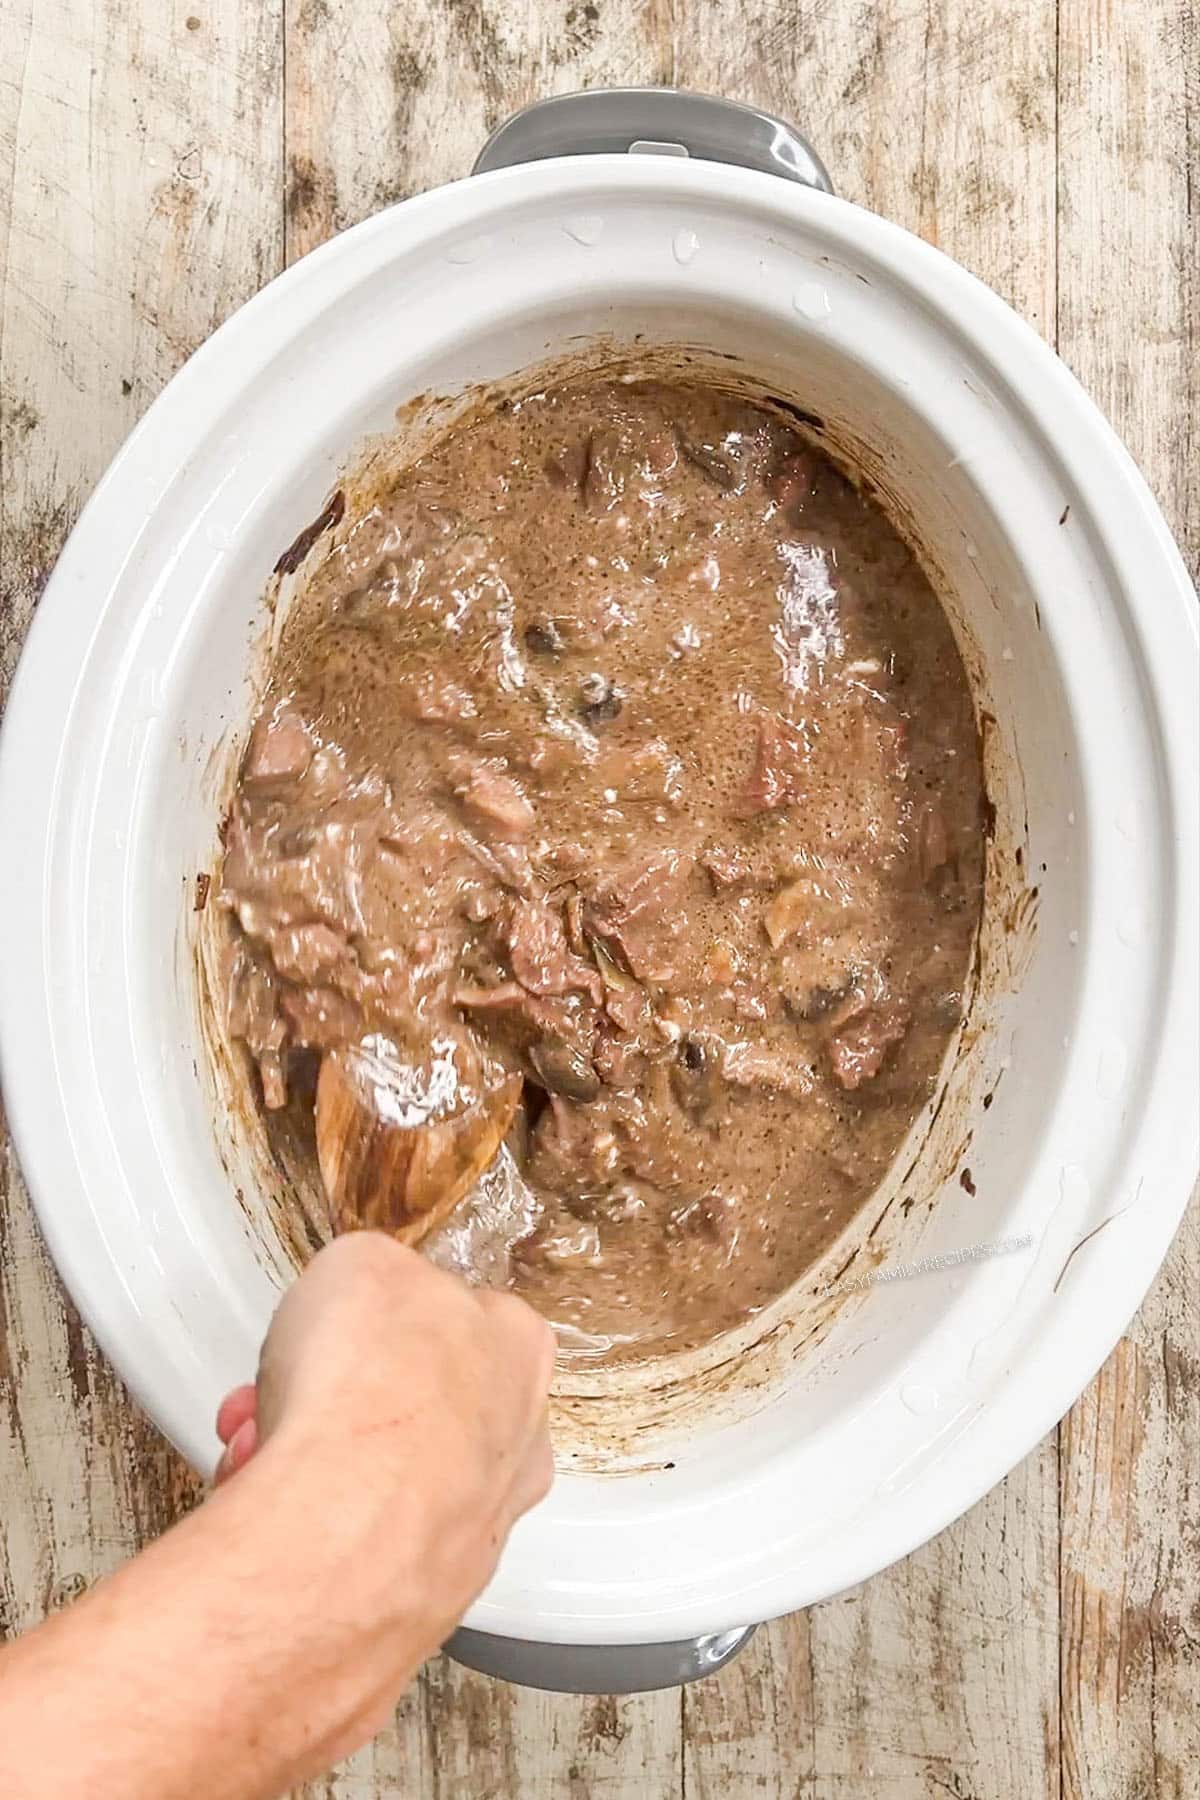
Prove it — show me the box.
[2,2,1197,1794]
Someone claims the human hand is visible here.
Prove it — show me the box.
[0,1235,555,1800]
[214,1381,258,1482]
[213,1232,555,1720]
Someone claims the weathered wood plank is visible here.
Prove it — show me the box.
[284,0,671,263]
[0,0,283,1627]
[683,1612,816,1798]
[1056,0,1198,584]
[1056,3,1199,1795]
[2,2,1197,1797]
[687,1466,1060,1799]
[813,1450,1061,1800]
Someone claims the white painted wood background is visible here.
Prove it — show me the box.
[1,2,1196,1794]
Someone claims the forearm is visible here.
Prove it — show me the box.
[0,1441,438,1800]
[0,1237,554,1798]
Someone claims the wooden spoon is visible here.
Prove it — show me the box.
[315,1034,521,1245]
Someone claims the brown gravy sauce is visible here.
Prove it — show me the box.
[218,378,985,1362]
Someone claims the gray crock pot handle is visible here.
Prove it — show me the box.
[446,1622,759,1694]
[473,86,834,193]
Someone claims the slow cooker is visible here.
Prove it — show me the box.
[1,90,1196,1693]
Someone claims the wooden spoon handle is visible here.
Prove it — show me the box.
[315,1050,520,1245]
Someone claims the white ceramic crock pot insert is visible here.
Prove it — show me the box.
[0,155,1196,1645]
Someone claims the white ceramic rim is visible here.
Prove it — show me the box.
[0,157,1196,1642]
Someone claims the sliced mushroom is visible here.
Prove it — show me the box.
[529,1037,602,1103]
[783,979,852,1025]
[678,435,740,491]
[578,672,623,725]
[669,1035,722,1116]
[524,618,565,657]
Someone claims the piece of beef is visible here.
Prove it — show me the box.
[730,981,769,1021]
[504,898,604,1001]
[721,1038,815,1097]
[826,994,911,1089]
[702,846,753,889]
[591,850,689,922]
[227,945,286,1057]
[737,712,811,816]
[278,984,363,1052]
[455,759,536,839]
[454,984,594,1075]
[263,921,352,985]
[583,850,692,984]
[459,829,537,896]
[226,942,292,1109]
[601,978,651,1035]
[762,877,827,950]
[596,738,685,806]
[592,1029,642,1089]
[526,1094,622,1196]
[241,708,313,791]
[452,979,531,1014]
